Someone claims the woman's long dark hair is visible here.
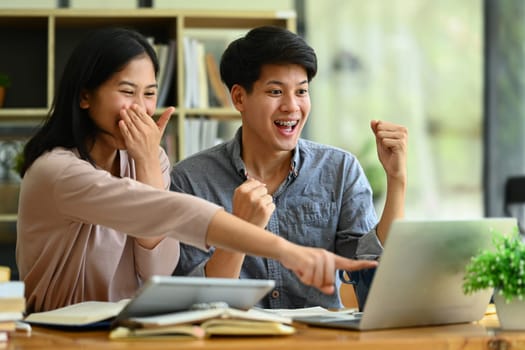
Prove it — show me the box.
[20,27,159,177]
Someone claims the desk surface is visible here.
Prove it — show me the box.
[6,312,525,350]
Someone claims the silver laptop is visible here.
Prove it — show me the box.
[115,276,275,321]
[294,218,517,331]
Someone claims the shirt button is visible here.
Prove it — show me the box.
[271,290,280,298]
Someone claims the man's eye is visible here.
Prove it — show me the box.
[269,89,282,95]
[120,90,134,95]
[145,91,156,97]
[298,89,308,95]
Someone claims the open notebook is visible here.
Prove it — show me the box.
[293,218,517,331]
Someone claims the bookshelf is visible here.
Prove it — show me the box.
[0,8,296,226]
[0,8,296,157]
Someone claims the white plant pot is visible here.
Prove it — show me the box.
[494,293,525,330]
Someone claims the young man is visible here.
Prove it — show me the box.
[171,26,407,309]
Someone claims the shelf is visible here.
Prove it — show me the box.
[0,214,17,223]
[0,8,296,243]
[0,108,49,121]
[185,108,240,120]
[0,8,295,160]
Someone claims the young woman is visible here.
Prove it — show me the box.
[16,27,376,313]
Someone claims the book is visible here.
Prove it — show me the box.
[157,39,177,107]
[205,52,230,107]
[0,267,9,282]
[184,118,201,157]
[0,281,24,298]
[154,42,168,103]
[0,298,25,313]
[0,321,16,332]
[110,306,294,339]
[110,319,294,340]
[0,313,23,323]
[196,40,209,108]
[0,272,26,345]
[110,324,204,340]
[200,118,219,150]
[0,331,7,343]
[0,280,25,322]
[24,300,130,327]
[183,36,198,108]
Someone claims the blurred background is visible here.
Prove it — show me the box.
[304,0,483,219]
[2,0,524,278]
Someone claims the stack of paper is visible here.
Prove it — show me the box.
[0,267,26,343]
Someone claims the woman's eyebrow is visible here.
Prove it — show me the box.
[118,81,158,89]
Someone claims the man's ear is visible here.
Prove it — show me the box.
[79,89,90,109]
[230,84,245,112]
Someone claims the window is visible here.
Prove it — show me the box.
[304,0,483,219]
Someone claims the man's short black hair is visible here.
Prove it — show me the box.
[220,25,317,93]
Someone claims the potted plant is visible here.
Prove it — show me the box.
[0,73,11,108]
[463,228,525,330]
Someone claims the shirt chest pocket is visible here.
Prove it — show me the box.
[285,200,337,249]
[289,201,336,225]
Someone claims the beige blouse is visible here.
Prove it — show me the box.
[16,148,220,313]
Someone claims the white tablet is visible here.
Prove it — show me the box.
[115,276,275,321]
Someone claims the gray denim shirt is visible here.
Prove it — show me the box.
[171,127,381,309]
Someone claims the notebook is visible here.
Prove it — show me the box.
[293,218,518,331]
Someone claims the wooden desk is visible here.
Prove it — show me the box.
[6,314,525,350]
